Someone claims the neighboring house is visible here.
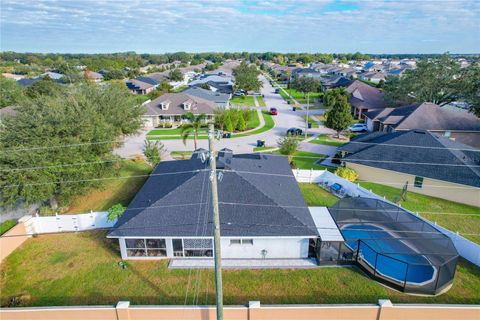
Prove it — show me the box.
[16,72,65,87]
[182,86,230,108]
[84,70,103,82]
[319,75,352,91]
[339,130,480,207]
[291,68,323,80]
[359,71,386,84]
[346,80,386,119]
[142,92,216,127]
[189,74,234,94]
[364,102,480,148]
[126,76,160,95]
[107,150,322,261]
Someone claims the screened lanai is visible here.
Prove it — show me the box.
[328,197,459,295]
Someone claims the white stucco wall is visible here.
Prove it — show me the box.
[221,237,310,259]
[117,237,311,260]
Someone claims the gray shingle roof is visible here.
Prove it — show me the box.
[364,102,480,132]
[347,80,386,110]
[182,86,230,106]
[143,93,216,116]
[340,130,480,187]
[108,153,318,238]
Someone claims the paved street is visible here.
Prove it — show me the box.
[114,75,338,159]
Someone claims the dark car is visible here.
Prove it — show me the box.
[286,127,303,136]
[274,88,280,93]
[269,107,278,115]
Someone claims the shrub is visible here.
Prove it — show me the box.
[0,220,17,236]
[107,204,126,222]
[335,167,358,182]
[278,136,299,163]
[237,113,246,131]
[224,115,234,132]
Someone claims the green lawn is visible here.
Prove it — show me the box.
[230,95,255,107]
[291,151,327,170]
[283,88,322,104]
[0,220,17,236]
[133,95,151,105]
[253,146,276,152]
[2,231,479,307]
[303,115,319,128]
[309,134,348,147]
[231,111,274,138]
[246,109,260,129]
[256,96,266,107]
[62,160,152,214]
[358,182,480,244]
[298,183,339,207]
[170,151,193,160]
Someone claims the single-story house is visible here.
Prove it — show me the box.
[319,75,352,91]
[107,150,321,260]
[346,80,386,119]
[142,92,216,127]
[16,72,65,87]
[291,68,323,81]
[359,71,386,84]
[189,74,234,94]
[84,70,103,82]
[364,102,480,148]
[182,86,230,108]
[126,76,160,95]
[339,130,480,207]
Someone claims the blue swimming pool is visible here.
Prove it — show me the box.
[342,224,435,285]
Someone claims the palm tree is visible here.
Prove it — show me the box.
[180,112,207,150]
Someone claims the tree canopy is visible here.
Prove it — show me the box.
[233,61,262,92]
[168,69,184,82]
[0,82,144,207]
[324,94,353,137]
[384,55,479,117]
[292,77,320,97]
[0,76,24,108]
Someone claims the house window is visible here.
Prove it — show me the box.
[414,176,424,188]
[444,131,451,138]
[230,239,254,245]
[125,238,167,257]
[183,238,213,257]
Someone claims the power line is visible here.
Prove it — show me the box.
[0,140,119,153]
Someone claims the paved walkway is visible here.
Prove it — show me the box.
[169,258,319,269]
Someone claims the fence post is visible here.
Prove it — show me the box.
[248,301,260,320]
[116,301,130,320]
[377,299,393,320]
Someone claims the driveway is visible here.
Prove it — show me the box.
[114,75,338,159]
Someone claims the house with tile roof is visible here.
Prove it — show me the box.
[364,102,480,148]
[346,80,386,119]
[339,130,480,207]
[142,92,216,127]
[108,150,326,261]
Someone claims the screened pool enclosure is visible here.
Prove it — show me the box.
[327,198,459,295]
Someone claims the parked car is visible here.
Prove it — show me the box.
[274,88,280,94]
[349,123,368,132]
[269,108,278,115]
[233,91,245,97]
[286,127,303,136]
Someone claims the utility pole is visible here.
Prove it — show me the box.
[208,123,224,320]
[304,92,310,138]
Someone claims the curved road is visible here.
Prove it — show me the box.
[114,75,337,159]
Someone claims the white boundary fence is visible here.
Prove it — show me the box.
[24,211,116,235]
[293,169,480,267]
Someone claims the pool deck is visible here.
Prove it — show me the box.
[169,258,319,269]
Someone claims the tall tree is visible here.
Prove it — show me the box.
[180,112,207,150]
[168,68,184,82]
[0,76,24,108]
[385,54,480,106]
[143,140,164,166]
[233,61,262,92]
[324,95,354,137]
[292,77,320,98]
[277,136,299,164]
[0,82,144,207]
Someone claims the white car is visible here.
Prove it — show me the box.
[349,123,368,132]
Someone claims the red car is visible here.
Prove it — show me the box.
[269,107,278,115]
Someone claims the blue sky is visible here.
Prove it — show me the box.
[1,0,479,54]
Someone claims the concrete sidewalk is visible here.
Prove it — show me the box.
[169,258,319,269]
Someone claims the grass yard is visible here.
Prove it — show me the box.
[256,96,266,107]
[62,160,152,214]
[303,115,319,128]
[283,88,322,104]
[2,231,479,307]
[230,95,255,107]
[299,183,339,207]
[358,182,480,244]
[133,95,150,105]
[232,111,274,138]
[245,109,260,129]
[291,151,327,170]
[0,220,17,236]
[170,151,193,160]
[253,146,276,152]
[310,134,348,147]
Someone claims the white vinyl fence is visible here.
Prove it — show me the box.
[293,169,480,267]
[24,211,116,235]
